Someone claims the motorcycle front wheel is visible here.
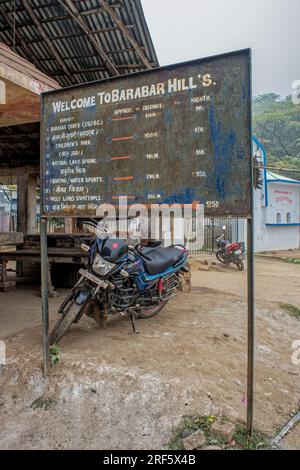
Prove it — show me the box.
[235,258,245,272]
[50,300,86,346]
[137,300,168,319]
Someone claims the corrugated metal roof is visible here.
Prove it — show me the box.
[0,0,158,87]
[267,171,300,185]
[0,0,158,168]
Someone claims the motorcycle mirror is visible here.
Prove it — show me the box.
[222,225,226,231]
[96,217,110,238]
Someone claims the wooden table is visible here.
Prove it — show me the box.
[0,248,87,295]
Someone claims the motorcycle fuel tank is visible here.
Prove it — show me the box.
[101,238,128,262]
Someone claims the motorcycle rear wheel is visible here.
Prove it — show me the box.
[50,301,85,346]
[137,300,168,319]
[216,251,227,264]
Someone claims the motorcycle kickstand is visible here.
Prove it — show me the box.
[129,312,139,335]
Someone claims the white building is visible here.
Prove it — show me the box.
[253,137,300,252]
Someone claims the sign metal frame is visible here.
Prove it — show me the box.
[40,49,252,219]
[40,49,255,436]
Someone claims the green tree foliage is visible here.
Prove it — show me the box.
[253,93,300,177]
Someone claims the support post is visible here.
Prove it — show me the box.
[17,175,28,234]
[64,217,73,234]
[40,217,50,375]
[246,50,254,436]
[27,175,37,234]
[17,175,28,278]
[246,217,254,435]
[211,218,215,253]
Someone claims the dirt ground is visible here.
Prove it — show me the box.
[257,249,300,260]
[0,255,299,450]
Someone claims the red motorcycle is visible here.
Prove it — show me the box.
[215,226,245,271]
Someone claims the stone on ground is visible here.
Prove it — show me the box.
[210,420,236,444]
[183,430,206,450]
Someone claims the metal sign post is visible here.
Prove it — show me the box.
[246,63,254,435]
[40,216,50,375]
[247,217,255,436]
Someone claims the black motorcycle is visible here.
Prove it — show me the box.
[50,220,189,345]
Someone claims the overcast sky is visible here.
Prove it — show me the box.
[142,0,299,97]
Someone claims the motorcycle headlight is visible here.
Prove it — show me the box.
[92,253,115,276]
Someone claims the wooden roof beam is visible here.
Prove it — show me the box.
[38,46,146,62]
[24,27,132,44]
[0,5,40,68]
[6,8,128,28]
[50,25,134,36]
[57,0,120,77]
[80,3,122,16]
[100,0,152,69]
[21,0,75,84]
[12,1,122,14]
[51,63,153,76]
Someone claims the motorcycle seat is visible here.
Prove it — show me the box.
[139,246,185,276]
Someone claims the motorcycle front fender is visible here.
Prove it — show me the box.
[75,290,91,306]
[58,280,92,314]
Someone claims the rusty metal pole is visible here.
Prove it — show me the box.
[40,216,50,375]
[246,50,254,436]
[246,217,254,435]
